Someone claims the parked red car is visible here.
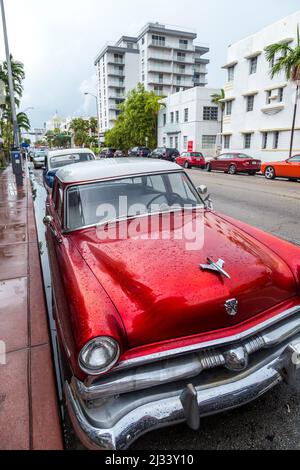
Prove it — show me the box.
[44,157,300,450]
[176,152,206,169]
[207,152,261,175]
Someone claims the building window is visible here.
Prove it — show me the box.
[203,106,218,121]
[170,112,174,124]
[177,52,186,62]
[266,90,272,104]
[183,136,188,149]
[163,114,166,126]
[179,39,188,49]
[224,135,231,149]
[249,57,258,74]
[154,85,163,96]
[262,132,268,149]
[142,73,145,82]
[176,75,181,84]
[202,135,217,149]
[152,35,165,47]
[178,64,185,73]
[142,37,145,45]
[175,136,178,149]
[278,87,284,102]
[158,73,163,84]
[175,87,180,92]
[184,108,189,122]
[246,95,255,112]
[175,110,179,123]
[273,131,280,149]
[163,137,166,146]
[170,136,174,147]
[228,66,235,82]
[244,133,252,149]
[226,100,233,116]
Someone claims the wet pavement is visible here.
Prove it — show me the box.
[0,165,63,450]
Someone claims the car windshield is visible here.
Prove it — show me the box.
[50,153,94,169]
[237,154,252,159]
[66,172,203,230]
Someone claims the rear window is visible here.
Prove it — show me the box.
[50,153,94,169]
[237,154,252,159]
[189,153,204,157]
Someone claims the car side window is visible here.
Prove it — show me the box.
[289,156,300,162]
[54,184,63,223]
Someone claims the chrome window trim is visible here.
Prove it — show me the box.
[62,170,204,234]
[112,304,300,372]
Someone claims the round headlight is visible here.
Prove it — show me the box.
[79,337,120,375]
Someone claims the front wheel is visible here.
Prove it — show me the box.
[228,164,237,175]
[264,166,276,180]
[206,163,212,172]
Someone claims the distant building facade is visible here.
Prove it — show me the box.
[158,86,222,157]
[94,22,210,136]
[222,10,300,162]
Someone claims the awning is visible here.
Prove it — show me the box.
[242,90,259,97]
[244,51,262,60]
[221,60,238,69]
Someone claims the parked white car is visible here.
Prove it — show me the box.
[43,148,96,189]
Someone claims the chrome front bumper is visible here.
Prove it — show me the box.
[65,314,300,450]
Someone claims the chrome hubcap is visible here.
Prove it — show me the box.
[265,168,274,178]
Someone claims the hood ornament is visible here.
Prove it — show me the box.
[200,258,231,279]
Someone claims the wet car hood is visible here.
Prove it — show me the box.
[71,210,297,348]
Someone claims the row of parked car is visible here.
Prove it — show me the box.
[30,146,300,182]
[99,147,300,181]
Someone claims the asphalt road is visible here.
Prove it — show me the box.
[33,167,300,450]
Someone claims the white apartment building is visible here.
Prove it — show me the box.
[95,22,210,136]
[158,87,222,157]
[222,10,300,162]
[95,38,140,137]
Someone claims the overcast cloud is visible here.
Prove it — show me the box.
[1,0,300,128]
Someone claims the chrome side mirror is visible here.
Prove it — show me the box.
[197,185,208,195]
[43,215,53,227]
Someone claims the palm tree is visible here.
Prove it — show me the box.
[17,112,30,132]
[211,89,225,145]
[265,27,300,158]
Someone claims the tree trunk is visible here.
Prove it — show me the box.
[289,84,299,159]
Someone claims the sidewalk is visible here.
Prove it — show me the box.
[0,165,63,450]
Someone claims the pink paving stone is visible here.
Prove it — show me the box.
[30,344,63,450]
[0,277,28,353]
[0,242,28,281]
[0,349,30,450]
[0,223,27,246]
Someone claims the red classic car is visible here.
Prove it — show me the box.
[44,158,300,450]
[207,152,261,175]
[176,152,206,169]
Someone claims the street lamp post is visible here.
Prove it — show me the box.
[84,92,100,142]
[0,0,20,149]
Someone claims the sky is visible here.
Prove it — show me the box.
[1,0,300,129]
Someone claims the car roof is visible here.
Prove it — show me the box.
[48,148,94,157]
[56,158,182,184]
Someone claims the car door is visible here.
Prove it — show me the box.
[178,153,186,166]
[46,182,75,358]
[280,155,300,178]
[213,154,227,170]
